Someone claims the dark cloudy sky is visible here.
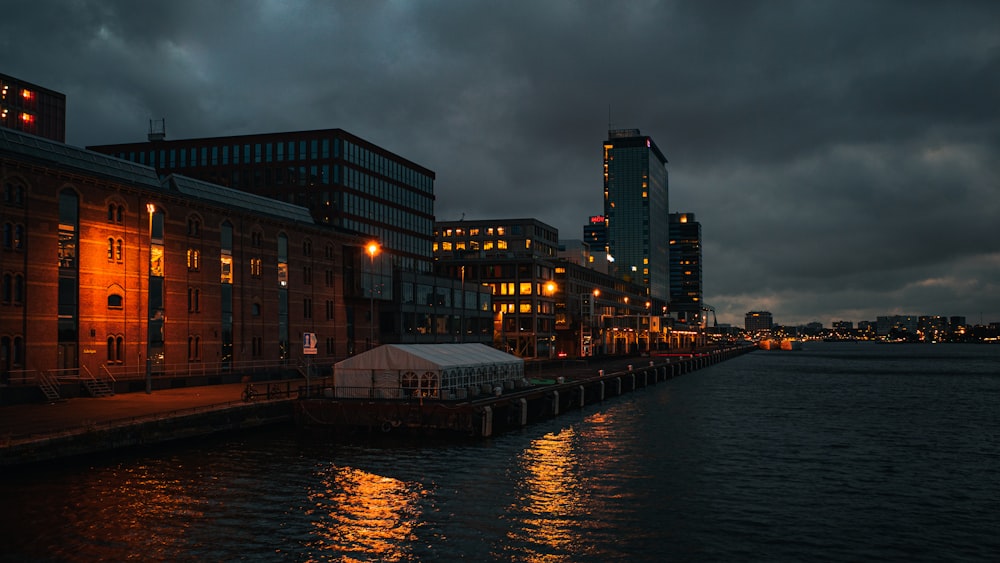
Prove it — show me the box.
[4,0,998,327]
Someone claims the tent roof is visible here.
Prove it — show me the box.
[335,343,522,372]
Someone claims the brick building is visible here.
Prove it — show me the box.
[1,128,370,391]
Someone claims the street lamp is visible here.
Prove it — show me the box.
[366,241,380,350]
[591,289,600,355]
[145,203,156,394]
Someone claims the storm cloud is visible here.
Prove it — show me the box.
[3,0,998,326]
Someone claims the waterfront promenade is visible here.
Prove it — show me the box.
[0,350,740,467]
[0,380,299,467]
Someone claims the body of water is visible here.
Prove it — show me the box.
[2,342,998,562]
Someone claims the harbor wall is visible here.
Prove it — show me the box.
[295,345,754,438]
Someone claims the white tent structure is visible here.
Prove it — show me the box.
[332,343,526,399]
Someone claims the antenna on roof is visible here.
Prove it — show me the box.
[148,118,166,142]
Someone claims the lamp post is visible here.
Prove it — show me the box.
[366,241,380,350]
[543,281,556,358]
[592,289,600,356]
[145,203,155,394]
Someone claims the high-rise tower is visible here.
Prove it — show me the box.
[603,128,669,300]
[669,212,702,325]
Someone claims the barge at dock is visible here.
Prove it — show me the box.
[294,343,755,438]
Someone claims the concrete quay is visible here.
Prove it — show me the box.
[296,345,755,438]
[0,380,298,468]
[1,346,753,468]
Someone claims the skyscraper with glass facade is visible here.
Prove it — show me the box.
[669,212,702,325]
[603,129,669,301]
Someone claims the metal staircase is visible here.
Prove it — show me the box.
[82,365,115,398]
[81,377,115,398]
[37,371,62,402]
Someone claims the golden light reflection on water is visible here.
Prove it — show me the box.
[39,462,208,562]
[503,409,629,563]
[306,465,426,562]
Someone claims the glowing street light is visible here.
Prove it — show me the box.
[366,241,380,349]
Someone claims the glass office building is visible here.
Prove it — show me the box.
[0,72,66,142]
[669,212,702,325]
[88,129,436,286]
[603,129,669,301]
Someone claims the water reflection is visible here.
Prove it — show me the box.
[500,421,597,562]
[306,464,427,561]
[6,460,212,562]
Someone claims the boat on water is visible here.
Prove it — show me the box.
[780,339,803,351]
[757,338,803,351]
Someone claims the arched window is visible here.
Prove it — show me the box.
[107,336,115,361]
[115,336,124,363]
[187,288,200,312]
[13,225,23,250]
[4,181,25,206]
[12,336,23,366]
[108,294,123,308]
[13,274,23,304]
[115,238,123,262]
[108,204,116,222]
[3,223,11,249]
[2,274,10,304]
[188,335,201,360]
[0,336,10,376]
[107,238,115,261]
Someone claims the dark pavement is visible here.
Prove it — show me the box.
[0,379,300,447]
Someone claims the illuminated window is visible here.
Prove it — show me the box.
[519,282,532,295]
[441,241,452,251]
[115,238,123,262]
[519,302,532,313]
[20,89,33,101]
[497,240,508,250]
[220,255,233,283]
[483,241,494,250]
[250,258,262,278]
[186,249,200,271]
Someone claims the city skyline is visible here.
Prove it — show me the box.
[3,1,998,326]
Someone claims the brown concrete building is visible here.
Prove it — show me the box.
[434,218,560,359]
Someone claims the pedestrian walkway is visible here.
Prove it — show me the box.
[0,379,300,445]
